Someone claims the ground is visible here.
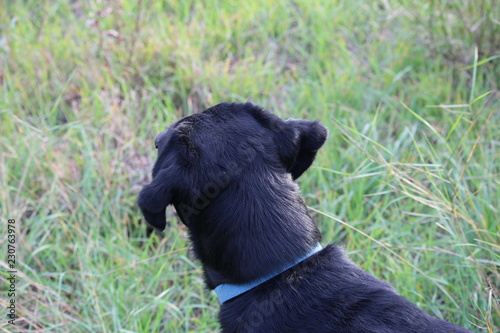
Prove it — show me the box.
[1,1,498,332]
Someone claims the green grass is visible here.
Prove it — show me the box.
[1,0,498,332]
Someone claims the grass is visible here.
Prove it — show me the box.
[0,0,498,332]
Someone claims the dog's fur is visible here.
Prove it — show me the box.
[139,102,472,332]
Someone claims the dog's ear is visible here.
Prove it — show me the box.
[245,103,327,180]
[283,119,328,180]
[138,167,175,231]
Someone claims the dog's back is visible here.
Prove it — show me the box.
[220,244,471,333]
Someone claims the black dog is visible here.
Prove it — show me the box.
[139,102,472,332]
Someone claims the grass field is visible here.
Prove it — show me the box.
[1,0,499,332]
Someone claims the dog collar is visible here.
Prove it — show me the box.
[215,243,323,304]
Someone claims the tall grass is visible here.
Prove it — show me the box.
[1,0,498,332]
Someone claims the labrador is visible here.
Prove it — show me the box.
[138,102,472,332]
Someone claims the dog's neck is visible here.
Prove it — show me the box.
[214,242,323,303]
[177,174,322,289]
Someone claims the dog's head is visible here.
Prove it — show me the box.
[138,102,328,232]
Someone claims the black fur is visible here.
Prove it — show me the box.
[138,102,472,332]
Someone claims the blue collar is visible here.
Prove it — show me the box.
[215,243,323,304]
